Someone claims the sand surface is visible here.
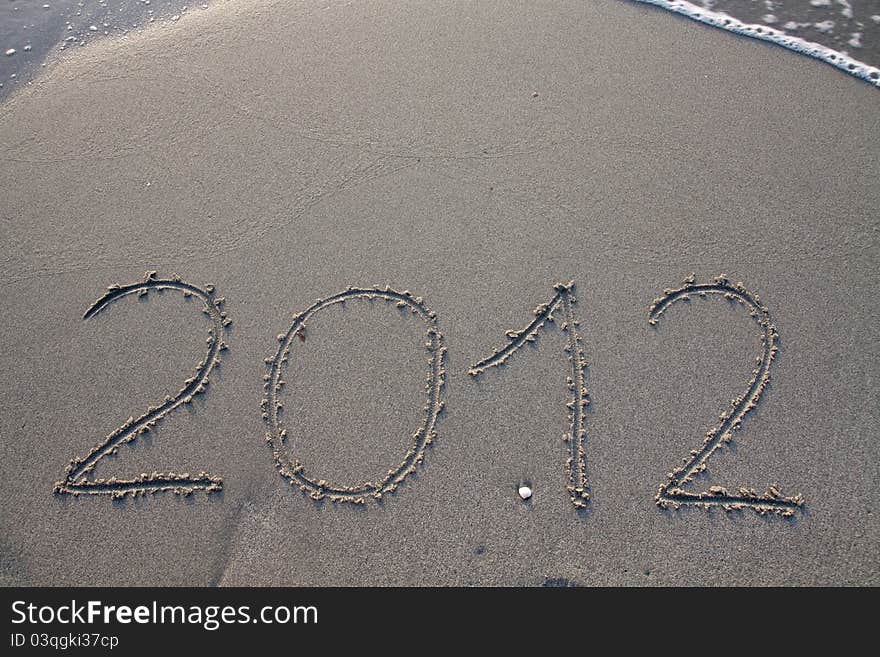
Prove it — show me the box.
[0,0,877,586]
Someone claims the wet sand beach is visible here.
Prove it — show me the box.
[0,0,877,585]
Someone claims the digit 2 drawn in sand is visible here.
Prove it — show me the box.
[263,287,446,504]
[648,275,804,516]
[53,272,229,498]
[468,282,590,509]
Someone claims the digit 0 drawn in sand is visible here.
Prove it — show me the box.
[263,287,446,504]
[648,274,804,516]
[468,282,590,509]
[53,272,229,499]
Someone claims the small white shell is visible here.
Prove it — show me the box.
[518,486,533,500]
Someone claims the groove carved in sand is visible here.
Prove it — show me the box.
[648,274,804,516]
[263,287,446,504]
[53,272,228,499]
[468,282,590,509]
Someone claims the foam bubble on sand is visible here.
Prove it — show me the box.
[634,0,880,86]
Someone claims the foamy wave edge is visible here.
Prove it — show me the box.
[634,0,880,87]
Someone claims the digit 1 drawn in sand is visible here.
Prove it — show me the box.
[263,287,446,504]
[467,282,590,509]
[53,272,228,499]
[648,274,804,516]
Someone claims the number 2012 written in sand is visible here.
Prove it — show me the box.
[54,271,804,517]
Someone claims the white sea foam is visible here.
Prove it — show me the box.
[633,0,880,87]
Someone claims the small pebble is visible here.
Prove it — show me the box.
[518,485,532,500]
